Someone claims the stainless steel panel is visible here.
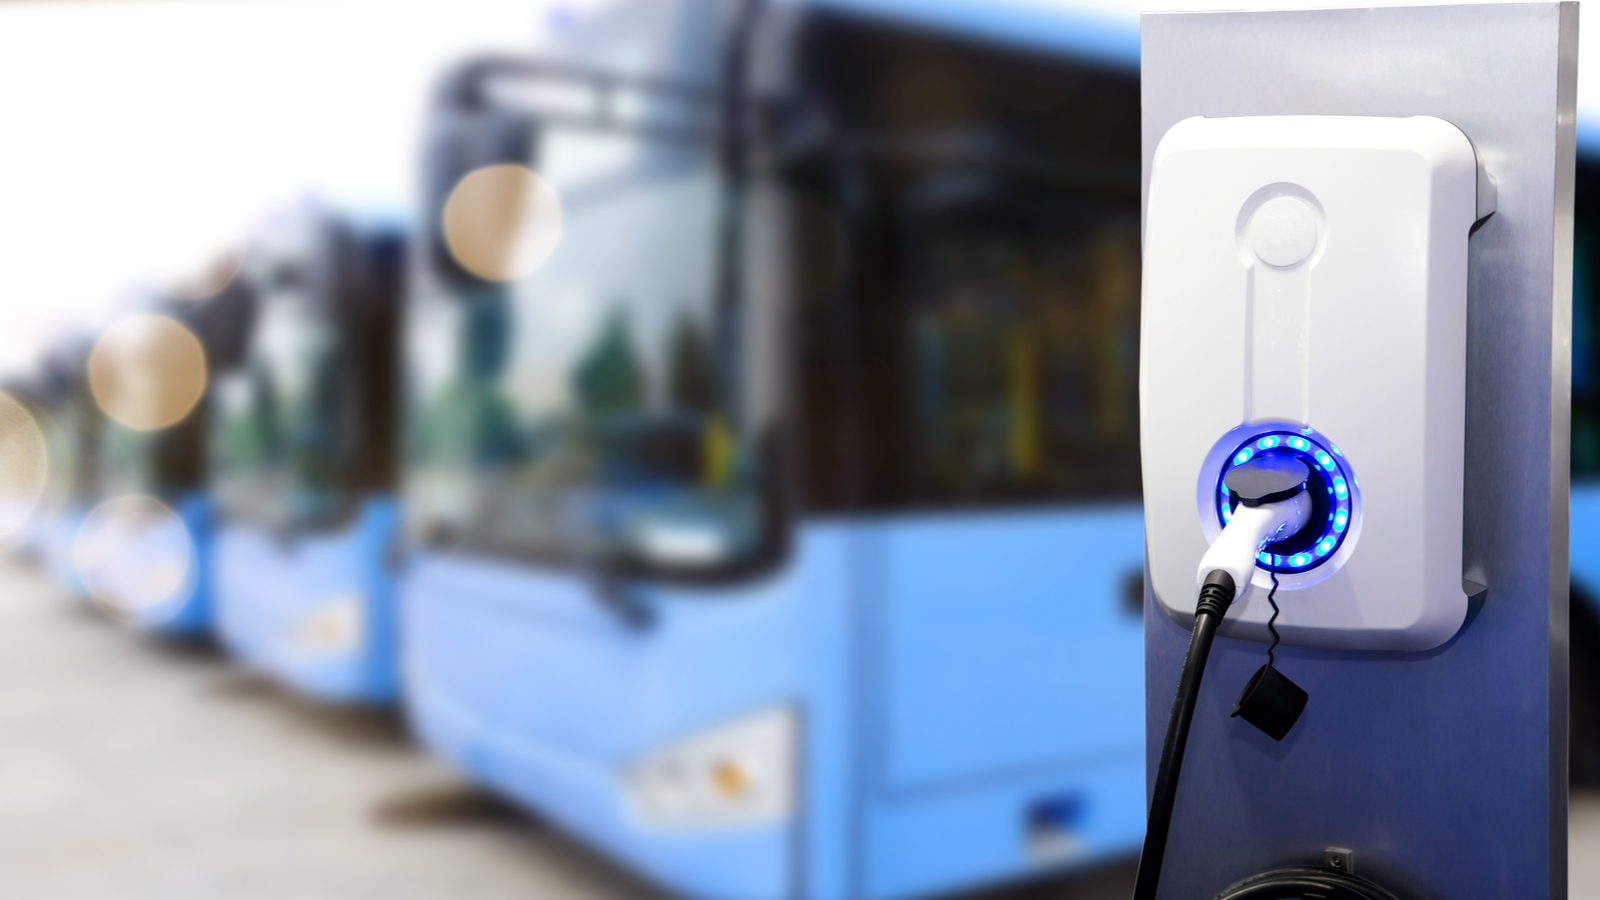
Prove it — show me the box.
[1141,5,1575,897]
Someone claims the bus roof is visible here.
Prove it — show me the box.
[790,0,1140,69]
[1578,119,1600,161]
[556,0,1600,155]
[807,1,1600,160]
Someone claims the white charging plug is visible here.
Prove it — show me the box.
[1195,495,1311,600]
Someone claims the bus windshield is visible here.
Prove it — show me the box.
[211,215,373,531]
[53,374,104,509]
[405,115,771,576]
[211,364,282,522]
[211,304,348,528]
[101,424,159,499]
[1574,154,1599,479]
[101,408,206,505]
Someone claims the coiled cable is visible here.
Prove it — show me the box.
[1264,565,1281,668]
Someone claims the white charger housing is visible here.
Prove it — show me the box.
[1142,115,1484,651]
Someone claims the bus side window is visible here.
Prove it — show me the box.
[1575,155,1599,478]
[790,11,1143,513]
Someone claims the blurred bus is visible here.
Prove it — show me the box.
[3,371,61,567]
[210,205,404,702]
[68,285,251,633]
[30,345,101,593]
[399,1,1144,898]
[1569,135,1600,783]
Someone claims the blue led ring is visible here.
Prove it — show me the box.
[1215,429,1354,574]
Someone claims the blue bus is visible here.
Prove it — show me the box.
[1568,132,1600,783]
[29,344,101,597]
[398,1,1145,898]
[5,368,62,568]
[66,285,252,633]
[210,205,405,702]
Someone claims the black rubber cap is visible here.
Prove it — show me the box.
[1231,664,1309,741]
[1224,455,1309,507]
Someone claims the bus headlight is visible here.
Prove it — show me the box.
[291,592,364,654]
[623,707,796,829]
[74,495,195,620]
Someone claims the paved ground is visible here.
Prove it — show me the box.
[10,553,1600,899]
[0,558,1133,900]
[1574,794,1600,897]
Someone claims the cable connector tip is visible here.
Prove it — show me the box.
[1196,569,1236,619]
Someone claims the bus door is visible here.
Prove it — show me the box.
[781,9,1147,890]
[1569,149,1600,782]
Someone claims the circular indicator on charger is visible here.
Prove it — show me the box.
[1213,426,1356,575]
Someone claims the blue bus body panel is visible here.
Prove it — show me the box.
[215,496,399,703]
[409,684,795,900]
[401,506,1146,900]
[58,491,215,635]
[863,755,1144,898]
[402,537,842,900]
[136,490,216,635]
[1573,485,1600,603]
[861,508,1146,899]
[872,509,1145,788]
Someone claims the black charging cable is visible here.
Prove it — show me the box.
[1133,453,1402,900]
[1132,576,1408,890]
[1133,572,1395,899]
[1132,569,1236,900]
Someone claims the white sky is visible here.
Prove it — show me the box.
[0,0,558,377]
[0,0,1586,380]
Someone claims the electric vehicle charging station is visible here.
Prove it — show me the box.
[1146,114,1483,652]
[1139,4,1572,899]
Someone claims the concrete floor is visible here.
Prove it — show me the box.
[1574,794,1600,898]
[0,558,1134,900]
[8,554,1600,899]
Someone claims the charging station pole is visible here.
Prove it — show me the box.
[1141,4,1575,898]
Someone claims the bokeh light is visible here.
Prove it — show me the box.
[73,495,195,617]
[441,163,564,281]
[88,314,208,430]
[0,392,49,545]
